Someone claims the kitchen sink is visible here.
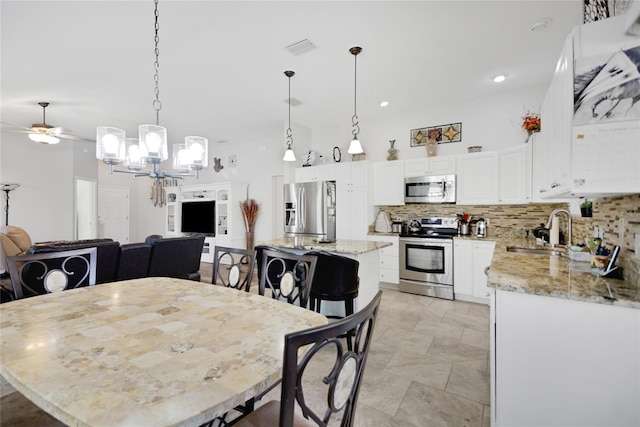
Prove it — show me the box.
[506,246,565,257]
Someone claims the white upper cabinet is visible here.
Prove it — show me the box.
[456,152,499,205]
[498,145,530,204]
[373,161,405,206]
[570,16,640,195]
[295,163,336,183]
[534,33,574,200]
[404,155,456,178]
[336,161,369,240]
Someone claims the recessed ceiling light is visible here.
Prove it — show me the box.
[493,74,507,83]
[530,18,552,32]
[380,101,389,107]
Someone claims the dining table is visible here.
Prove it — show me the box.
[0,277,327,426]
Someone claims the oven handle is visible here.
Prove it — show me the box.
[400,237,453,245]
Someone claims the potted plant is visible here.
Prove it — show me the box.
[580,199,593,217]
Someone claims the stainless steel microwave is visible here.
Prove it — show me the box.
[404,174,456,204]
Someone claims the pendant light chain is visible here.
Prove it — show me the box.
[285,70,295,150]
[350,47,362,138]
[153,0,162,126]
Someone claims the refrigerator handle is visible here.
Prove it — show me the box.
[300,186,306,229]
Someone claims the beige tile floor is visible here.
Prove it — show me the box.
[1,264,491,427]
[205,262,491,427]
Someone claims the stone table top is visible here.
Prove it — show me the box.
[0,277,327,426]
[257,237,392,254]
[487,239,640,309]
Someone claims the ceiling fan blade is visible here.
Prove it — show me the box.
[0,121,33,132]
[58,133,95,142]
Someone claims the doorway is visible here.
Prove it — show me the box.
[75,177,97,240]
[98,186,130,243]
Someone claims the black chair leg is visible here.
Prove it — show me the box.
[345,297,355,351]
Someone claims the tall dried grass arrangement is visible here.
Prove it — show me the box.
[240,199,260,232]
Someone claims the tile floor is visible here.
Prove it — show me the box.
[1,265,491,427]
[205,262,491,427]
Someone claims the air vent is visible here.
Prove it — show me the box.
[285,39,316,56]
[284,97,302,106]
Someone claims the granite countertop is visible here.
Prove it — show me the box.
[258,237,392,254]
[487,239,640,309]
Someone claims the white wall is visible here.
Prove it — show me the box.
[0,133,75,242]
[1,83,547,245]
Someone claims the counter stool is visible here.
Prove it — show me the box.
[307,250,359,350]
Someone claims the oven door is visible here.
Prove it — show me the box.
[399,237,453,286]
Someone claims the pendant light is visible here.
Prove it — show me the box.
[283,70,296,162]
[96,0,208,179]
[347,46,364,154]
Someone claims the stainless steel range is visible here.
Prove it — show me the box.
[399,216,458,300]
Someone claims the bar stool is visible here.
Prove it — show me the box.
[307,250,359,349]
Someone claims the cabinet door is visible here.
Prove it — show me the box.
[336,162,369,240]
[536,33,573,199]
[373,161,404,206]
[499,145,529,204]
[404,158,428,177]
[428,155,456,175]
[456,152,499,204]
[453,239,473,296]
[472,241,495,299]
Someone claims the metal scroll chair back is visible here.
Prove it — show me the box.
[212,246,256,292]
[6,247,97,300]
[258,249,317,308]
[235,290,383,427]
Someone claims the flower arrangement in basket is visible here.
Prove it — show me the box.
[521,111,541,143]
[240,199,260,232]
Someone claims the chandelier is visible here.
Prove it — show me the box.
[347,46,364,155]
[95,0,208,180]
[283,70,296,162]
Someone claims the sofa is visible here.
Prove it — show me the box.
[1,226,206,300]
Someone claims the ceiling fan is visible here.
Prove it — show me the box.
[1,102,93,144]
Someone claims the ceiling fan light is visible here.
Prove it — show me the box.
[28,133,60,144]
[283,148,296,162]
[347,137,363,154]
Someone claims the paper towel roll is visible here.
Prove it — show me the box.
[550,216,560,246]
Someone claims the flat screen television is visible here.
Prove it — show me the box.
[181,201,215,236]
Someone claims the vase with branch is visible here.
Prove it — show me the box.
[240,199,259,250]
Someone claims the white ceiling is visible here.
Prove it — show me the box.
[0,0,583,147]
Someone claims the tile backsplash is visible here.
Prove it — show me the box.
[381,193,640,284]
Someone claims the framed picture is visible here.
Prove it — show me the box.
[411,122,462,147]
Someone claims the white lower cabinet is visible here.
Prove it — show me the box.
[367,234,399,284]
[491,290,640,426]
[453,238,495,304]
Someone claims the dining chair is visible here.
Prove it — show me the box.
[258,249,318,308]
[212,246,256,292]
[235,290,383,427]
[6,247,97,300]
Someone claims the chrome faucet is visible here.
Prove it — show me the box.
[545,208,572,247]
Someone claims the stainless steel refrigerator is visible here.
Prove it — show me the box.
[284,181,336,242]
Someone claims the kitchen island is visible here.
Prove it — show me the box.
[487,241,639,427]
[257,237,392,315]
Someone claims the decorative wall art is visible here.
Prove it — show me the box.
[410,122,462,147]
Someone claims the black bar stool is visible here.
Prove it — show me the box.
[307,250,359,349]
